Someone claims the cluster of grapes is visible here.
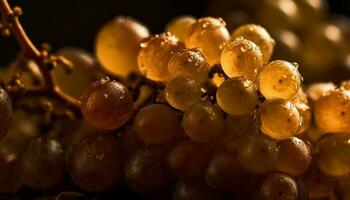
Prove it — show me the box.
[1,4,350,200]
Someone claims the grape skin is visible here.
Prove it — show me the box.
[166,16,196,43]
[294,103,311,134]
[0,151,22,193]
[257,173,298,200]
[0,87,12,139]
[306,82,336,102]
[173,180,225,200]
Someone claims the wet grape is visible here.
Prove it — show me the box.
[166,16,196,43]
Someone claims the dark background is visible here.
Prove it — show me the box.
[0,0,349,66]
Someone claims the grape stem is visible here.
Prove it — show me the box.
[0,0,80,108]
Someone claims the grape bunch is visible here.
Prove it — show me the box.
[1,2,350,199]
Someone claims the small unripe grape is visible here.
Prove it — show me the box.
[166,16,196,43]
[133,104,180,144]
[19,137,64,190]
[221,37,263,81]
[231,24,275,63]
[69,134,123,192]
[295,103,311,134]
[216,77,258,115]
[257,173,298,200]
[167,141,210,181]
[0,151,22,193]
[259,100,302,140]
[314,89,350,133]
[165,77,202,111]
[182,101,224,142]
[95,16,150,77]
[306,82,336,102]
[173,181,224,200]
[125,145,171,193]
[238,134,279,174]
[186,17,230,66]
[168,49,209,84]
[258,60,302,100]
[138,33,184,81]
[0,87,11,138]
[80,79,133,130]
[276,137,311,177]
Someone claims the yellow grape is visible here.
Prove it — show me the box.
[221,37,263,81]
[340,80,350,90]
[290,88,308,105]
[258,60,302,100]
[257,173,298,200]
[216,77,257,115]
[306,82,336,102]
[166,16,196,43]
[186,17,230,66]
[95,16,150,77]
[295,103,311,134]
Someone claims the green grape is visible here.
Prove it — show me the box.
[121,126,145,159]
[314,89,350,133]
[133,104,180,144]
[231,24,275,64]
[167,140,210,181]
[19,137,64,190]
[166,16,196,43]
[186,17,230,66]
[306,82,336,102]
[173,180,224,200]
[216,77,258,115]
[53,47,103,99]
[0,150,22,193]
[80,79,133,130]
[259,99,302,140]
[258,60,302,100]
[95,16,150,77]
[138,33,185,82]
[221,37,263,81]
[125,145,171,193]
[165,76,202,111]
[167,49,209,84]
[276,137,311,177]
[295,103,311,134]
[182,101,224,142]
[257,173,298,200]
[69,133,123,192]
[205,153,244,191]
[238,134,279,174]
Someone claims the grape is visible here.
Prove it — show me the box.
[165,76,202,111]
[305,164,337,199]
[125,145,172,193]
[0,151,22,193]
[166,16,196,43]
[0,87,11,139]
[306,82,336,102]
[216,77,258,115]
[221,37,263,81]
[186,17,230,66]
[95,16,150,77]
[173,181,224,200]
[19,137,64,190]
[238,134,279,174]
[336,176,350,200]
[121,126,145,159]
[314,89,350,133]
[231,24,275,64]
[80,79,133,130]
[341,80,350,90]
[205,153,245,191]
[258,60,302,100]
[259,99,302,140]
[276,137,311,177]
[138,33,185,82]
[69,133,123,192]
[167,140,209,181]
[167,49,209,84]
[182,101,224,142]
[257,173,298,200]
[294,103,311,134]
[133,104,180,144]
[290,88,308,105]
[269,28,301,62]
[53,47,103,99]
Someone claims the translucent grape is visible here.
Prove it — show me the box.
[259,99,302,140]
[69,134,123,192]
[167,49,209,84]
[165,76,202,111]
[0,151,22,193]
[138,33,185,81]
[257,173,298,200]
[231,24,275,63]
[216,77,258,115]
[238,134,279,174]
[19,137,64,190]
[95,16,150,77]
[167,140,210,181]
[295,103,311,134]
[173,181,224,200]
[125,145,171,193]
[306,82,336,102]
[276,137,311,176]
[133,104,180,144]
[290,88,308,105]
[314,89,350,133]
[186,17,230,66]
[166,16,196,43]
[182,101,224,142]
[258,60,302,100]
[0,87,11,139]
[80,79,133,130]
[221,37,263,81]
